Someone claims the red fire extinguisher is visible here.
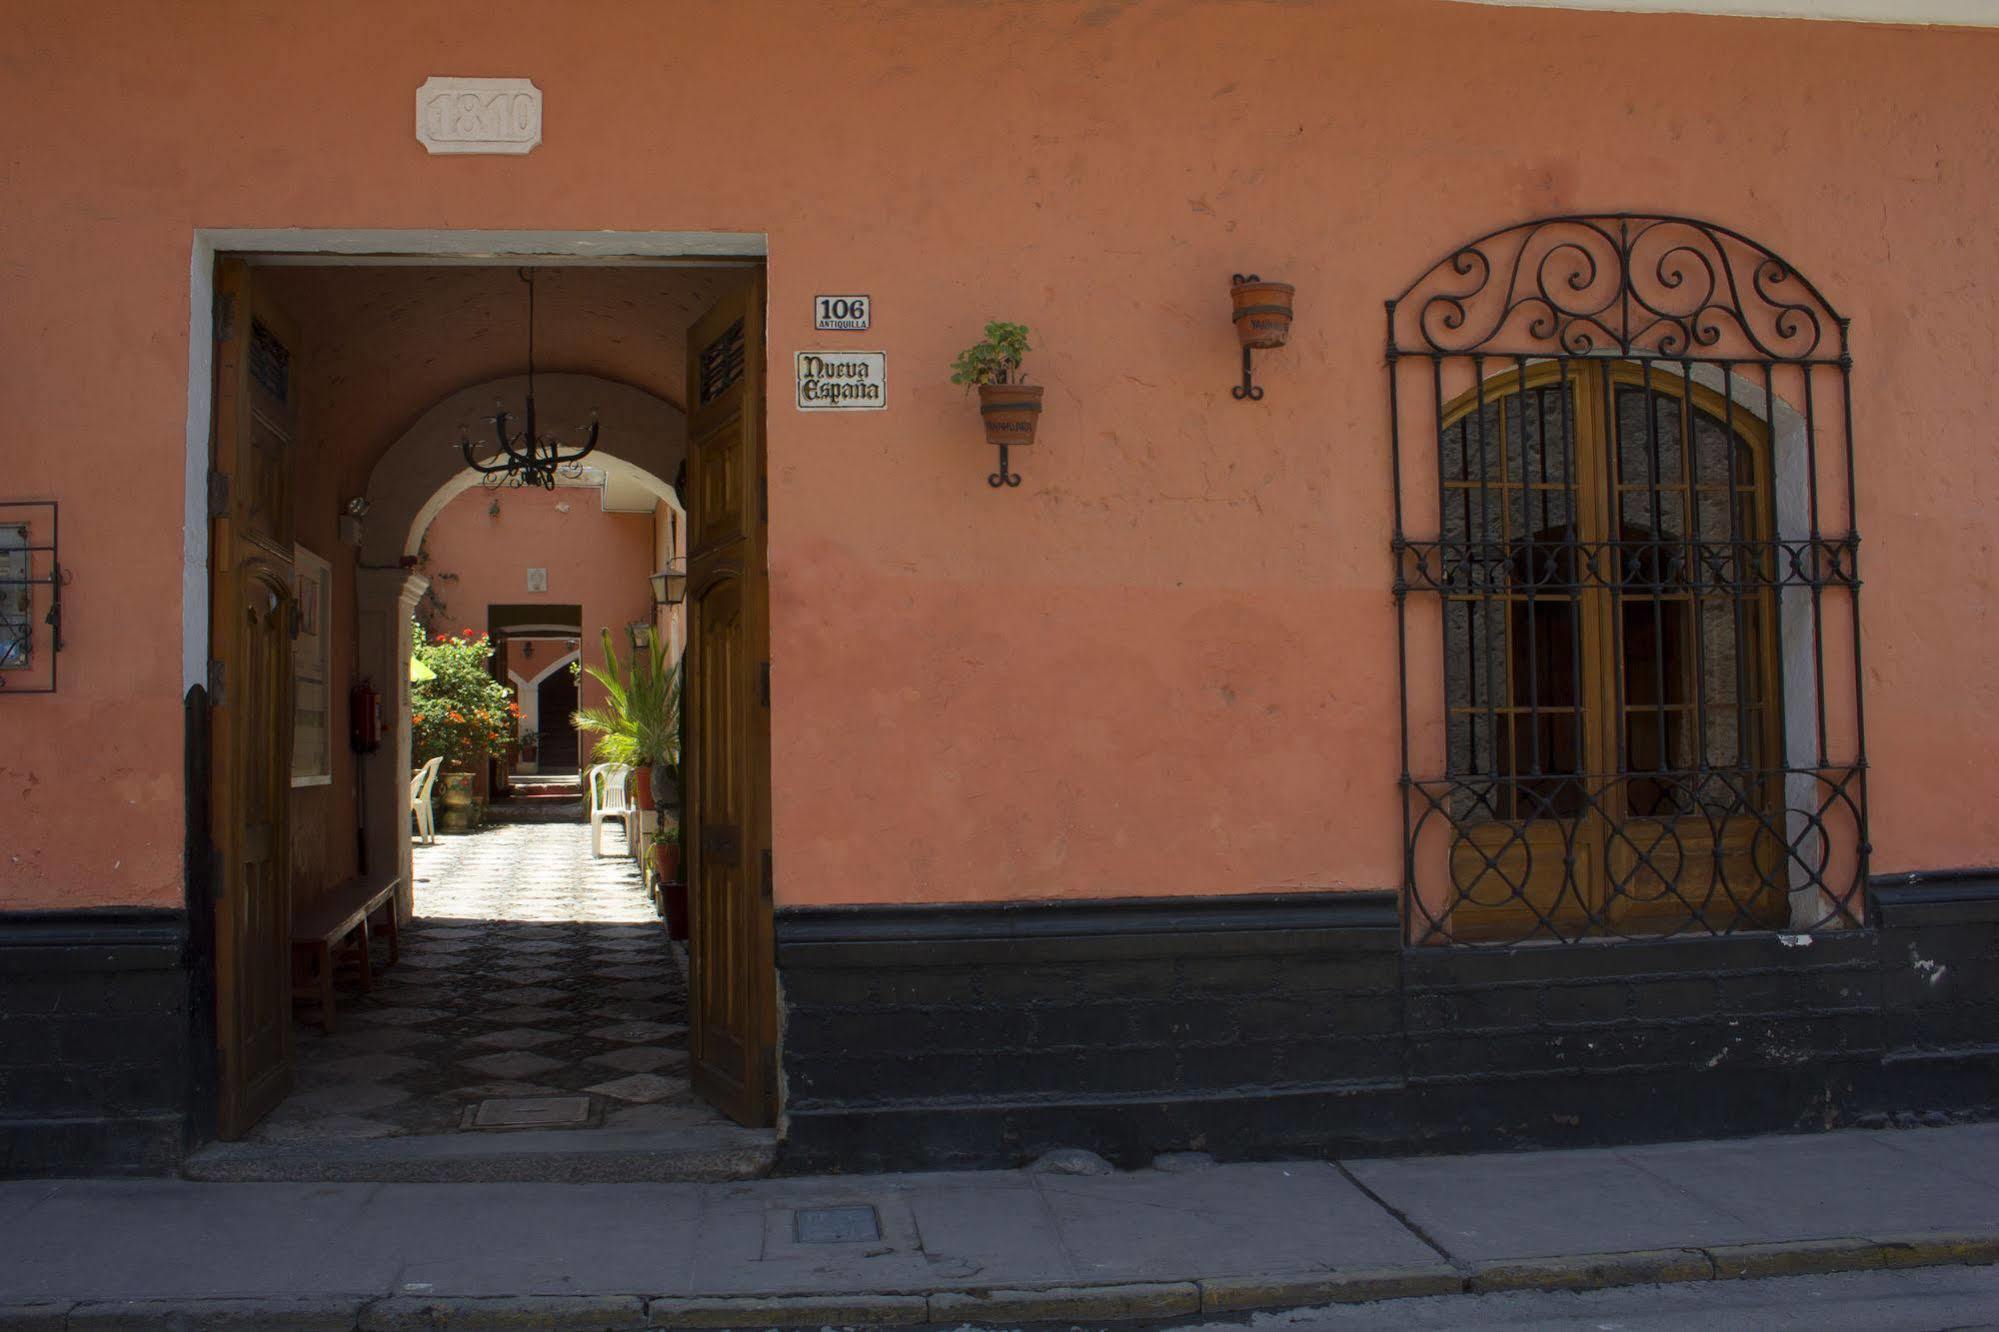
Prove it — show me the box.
[349,679,384,754]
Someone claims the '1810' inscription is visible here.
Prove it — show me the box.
[416,77,542,156]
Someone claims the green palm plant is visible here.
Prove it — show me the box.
[572,629,681,771]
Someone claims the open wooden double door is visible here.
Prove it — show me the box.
[682,276,779,1127]
[206,261,778,1138]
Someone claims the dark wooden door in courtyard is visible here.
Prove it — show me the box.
[682,274,778,1127]
[536,669,580,772]
[208,259,301,1138]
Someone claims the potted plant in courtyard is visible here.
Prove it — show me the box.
[409,621,519,830]
[573,628,681,811]
[652,821,688,941]
[951,320,1042,450]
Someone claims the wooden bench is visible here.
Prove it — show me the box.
[291,875,401,1034]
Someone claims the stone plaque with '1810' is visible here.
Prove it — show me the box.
[416,77,542,155]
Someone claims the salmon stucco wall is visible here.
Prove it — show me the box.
[1,1,1996,910]
[416,482,659,746]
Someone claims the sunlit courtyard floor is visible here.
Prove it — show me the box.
[247,821,729,1145]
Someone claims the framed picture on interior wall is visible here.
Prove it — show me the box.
[292,544,333,787]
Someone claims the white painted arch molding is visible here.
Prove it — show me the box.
[361,372,687,567]
[1453,0,1999,24]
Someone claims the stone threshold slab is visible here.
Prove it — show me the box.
[181,1124,775,1184]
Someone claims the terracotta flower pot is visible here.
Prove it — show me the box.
[978,383,1044,448]
[632,765,653,810]
[1230,278,1295,350]
[652,840,680,888]
[438,768,478,830]
[663,880,690,942]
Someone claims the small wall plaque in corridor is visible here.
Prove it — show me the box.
[795,352,886,410]
[814,295,871,331]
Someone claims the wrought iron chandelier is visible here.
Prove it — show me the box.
[460,269,599,489]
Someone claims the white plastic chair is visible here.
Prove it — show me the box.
[590,763,634,857]
[409,756,443,845]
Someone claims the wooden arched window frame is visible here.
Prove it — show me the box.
[1435,361,1788,940]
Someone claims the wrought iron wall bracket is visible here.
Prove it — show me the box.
[988,442,1021,489]
[1230,272,1291,402]
[1232,345,1265,402]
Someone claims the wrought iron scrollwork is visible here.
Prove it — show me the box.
[1392,215,1841,364]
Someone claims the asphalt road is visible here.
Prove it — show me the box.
[1156,1266,1999,1331]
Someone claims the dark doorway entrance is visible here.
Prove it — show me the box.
[536,669,580,773]
[198,249,778,1165]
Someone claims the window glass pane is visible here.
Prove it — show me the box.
[0,524,30,671]
[1615,385,1685,486]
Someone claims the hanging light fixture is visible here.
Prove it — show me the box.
[460,269,600,489]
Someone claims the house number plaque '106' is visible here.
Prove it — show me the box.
[416,77,542,156]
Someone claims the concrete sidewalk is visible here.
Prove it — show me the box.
[2,1123,1997,1328]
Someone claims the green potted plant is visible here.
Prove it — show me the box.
[408,621,518,830]
[573,628,681,809]
[951,320,1042,450]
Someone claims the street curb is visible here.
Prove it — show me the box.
[928,1283,1201,1324]
[1707,1237,1887,1280]
[3,1233,1996,1329]
[1198,1265,1464,1312]
[1468,1247,1716,1293]
[1877,1232,1999,1269]
[66,1297,367,1331]
[359,1295,648,1329]
[0,1304,69,1332]
[647,1295,928,1328]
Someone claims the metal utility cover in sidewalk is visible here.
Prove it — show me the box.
[793,1205,882,1244]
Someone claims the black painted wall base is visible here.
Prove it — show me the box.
[776,879,1999,1174]
[6,875,1996,1177]
[0,911,192,1176]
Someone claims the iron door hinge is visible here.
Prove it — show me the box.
[207,658,227,708]
[702,823,741,862]
[758,661,770,708]
[761,848,773,903]
[207,470,231,518]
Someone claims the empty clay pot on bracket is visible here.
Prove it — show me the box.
[1231,278,1295,350]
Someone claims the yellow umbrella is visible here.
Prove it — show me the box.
[409,655,435,682]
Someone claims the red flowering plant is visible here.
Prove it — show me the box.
[409,619,519,770]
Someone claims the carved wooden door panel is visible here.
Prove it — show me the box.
[683,274,777,1127]
[209,259,299,1139]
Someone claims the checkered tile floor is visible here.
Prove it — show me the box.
[248,821,726,1144]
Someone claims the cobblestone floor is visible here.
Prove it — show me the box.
[248,821,726,1144]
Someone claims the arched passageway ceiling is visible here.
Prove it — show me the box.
[254,263,751,492]
[362,372,686,567]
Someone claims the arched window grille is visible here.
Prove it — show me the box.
[1387,215,1865,946]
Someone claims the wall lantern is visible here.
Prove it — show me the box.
[627,621,653,651]
[649,560,688,608]
[1229,274,1295,401]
